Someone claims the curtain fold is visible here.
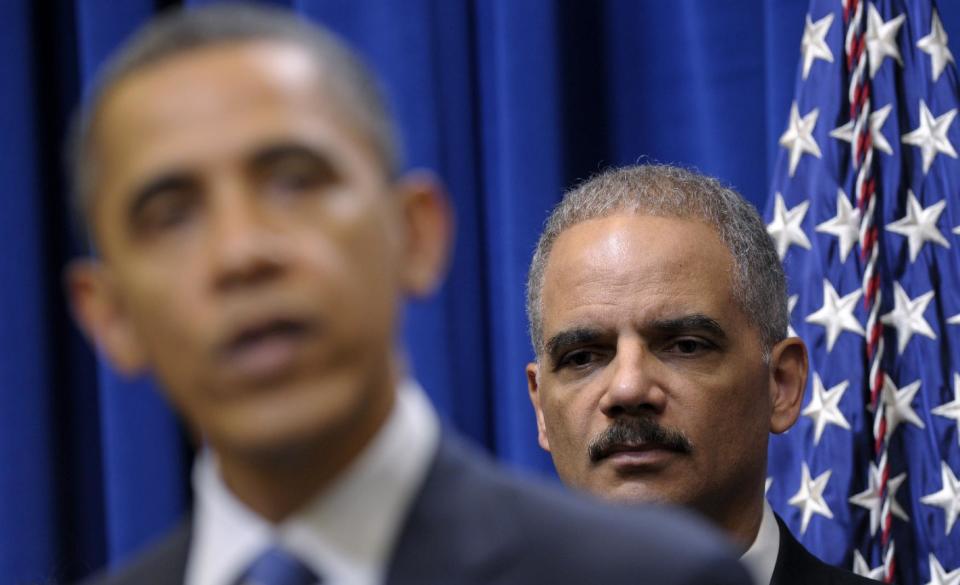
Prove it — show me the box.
[0,2,54,579]
[475,0,565,470]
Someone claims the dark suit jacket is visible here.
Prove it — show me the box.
[82,433,750,585]
[770,515,881,585]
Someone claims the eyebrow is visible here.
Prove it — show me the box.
[125,141,339,225]
[544,327,605,359]
[542,314,727,358]
[648,314,727,340]
[249,141,338,177]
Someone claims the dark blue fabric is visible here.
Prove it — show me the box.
[2,1,959,583]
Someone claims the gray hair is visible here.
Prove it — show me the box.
[67,2,400,229]
[526,164,787,361]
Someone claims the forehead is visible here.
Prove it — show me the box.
[541,214,738,329]
[97,41,334,152]
[90,41,373,214]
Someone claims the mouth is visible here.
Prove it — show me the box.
[219,317,316,384]
[598,442,682,468]
[605,442,667,455]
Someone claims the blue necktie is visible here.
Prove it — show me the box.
[237,545,321,585]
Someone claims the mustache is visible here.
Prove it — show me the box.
[588,418,693,462]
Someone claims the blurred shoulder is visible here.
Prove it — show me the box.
[389,432,750,585]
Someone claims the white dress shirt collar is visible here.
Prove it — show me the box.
[740,500,781,585]
[185,379,440,585]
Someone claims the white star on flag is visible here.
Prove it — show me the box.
[767,193,811,259]
[902,100,958,173]
[801,13,834,79]
[917,10,955,82]
[950,313,960,326]
[880,282,937,354]
[830,103,893,155]
[885,191,950,261]
[923,554,960,585]
[849,457,909,536]
[852,550,886,580]
[880,375,926,435]
[802,373,851,445]
[932,373,960,446]
[816,189,861,261]
[788,463,833,535]
[805,280,864,351]
[865,3,906,77]
[920,462,960,535]
[779,103,822,176]
[787,294,798,337]
[888,473,910,521]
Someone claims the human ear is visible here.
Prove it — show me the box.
[394,170,453,297]
[65,259,147,375]
[526,361,552,452]
[768,337,809,434]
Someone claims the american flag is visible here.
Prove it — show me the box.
[764,0,960,583]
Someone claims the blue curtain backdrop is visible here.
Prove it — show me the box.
[2,1,959,583]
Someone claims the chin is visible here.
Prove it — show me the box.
[210,394,355,464]
[218,417,331,464]
[197,365,391,468]
[586,480,681,507]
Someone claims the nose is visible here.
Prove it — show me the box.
[207,182,289,292]
[598,341,667,418]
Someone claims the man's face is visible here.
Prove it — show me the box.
[73,42,436,459]
[528,213,789,530]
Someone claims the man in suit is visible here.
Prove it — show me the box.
[67,4,752,585]
[525,164,880,585]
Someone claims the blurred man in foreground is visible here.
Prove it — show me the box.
[525,165,879,585]
[67,5,750,585]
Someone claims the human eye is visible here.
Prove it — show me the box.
[257,147,338,198]
[561,350,593,367]
[662,338,714,356]
[555,348,608,372]
[128,178,200,237]
[265,159,326,194]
